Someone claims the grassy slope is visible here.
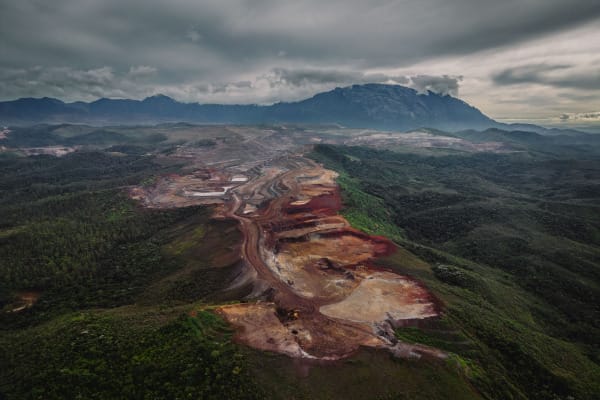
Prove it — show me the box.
[334,172,406,243]
[310,144,600,400]
[248,349,481,400]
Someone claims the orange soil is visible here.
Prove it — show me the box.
[131,155,441,360]
[9,291,41,313]
[217,159,441,360]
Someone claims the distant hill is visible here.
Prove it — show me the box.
[0,84,499,131]
[455,127,600,146]
[266,84,498,131]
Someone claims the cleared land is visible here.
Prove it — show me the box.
[3,124,599,399]
[131,136,441,360]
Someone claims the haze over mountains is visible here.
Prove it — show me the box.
[1,84,499,131]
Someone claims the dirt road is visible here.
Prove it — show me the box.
[216,156,442,360]
[130,143,442,360]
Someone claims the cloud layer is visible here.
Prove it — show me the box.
[560,112,600,122]
[1,0,599,122]
[493,63,600,90]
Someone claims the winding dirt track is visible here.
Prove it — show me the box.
[126,126,523,360]
[217,156,442,360]
[130,148,442,360]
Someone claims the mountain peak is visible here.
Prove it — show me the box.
[143,94,176,103]
[0,84,498,130]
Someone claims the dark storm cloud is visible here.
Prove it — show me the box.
[493,63,600,90]
[0,0,599,103]
[0,66,155,100]
[267,68,409,87]
[560,92,600,102]
[266,69,462,96]
[493,64,571,85]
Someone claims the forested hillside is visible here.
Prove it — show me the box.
[311,144,600,399]
[1,126,599,399]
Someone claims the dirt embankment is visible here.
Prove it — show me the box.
[217,159,441,360]
[130,148,441,360]
[8,291,41,313]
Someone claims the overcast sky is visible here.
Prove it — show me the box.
[1,0,599,125]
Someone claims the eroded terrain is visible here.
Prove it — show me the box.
[130,129,443,360]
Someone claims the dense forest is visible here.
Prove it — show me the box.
[1,125,599,399]
[0,149,261,399]
[311,144,600,399]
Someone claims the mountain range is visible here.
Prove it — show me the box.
[0,84,500,131]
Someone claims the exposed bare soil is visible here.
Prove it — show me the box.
[131,130,443,360]
[129,169,246,208]
[9,291,41,313]
[217,159,440,359]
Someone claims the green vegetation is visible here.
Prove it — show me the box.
[0,148,247,319]
[312,144,600,400]
[2,125,599,399]
[167,225,207,255]
[0,144,258,399]
[394,319,475,356]
[2,125,168,149]
[0,151,185,317]
[335,172,405,242]
[0,308,263,400]
[248,348,481,400]
[0,140,478,400]
[140,214,247,305]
